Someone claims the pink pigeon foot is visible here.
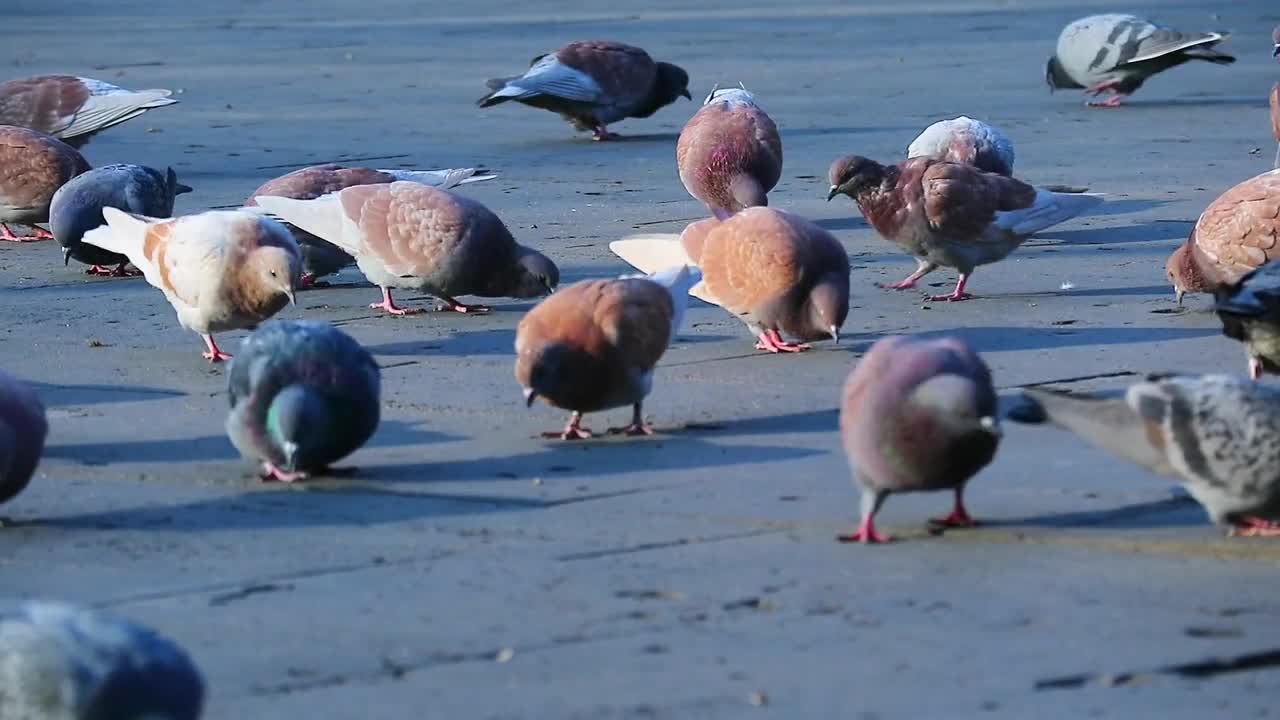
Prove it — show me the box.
[0,224,41,242]
[754,328,810,353]
[591,125,620,141]
[1250,357,1264,380]
[297,272,317,289]
[201,335,233,363]
[1086,95,1126,108]
[927,274,974,302]
[877,277,919,290]
[930,490,977,527]
[1229,516,1280,537]
[438,296,491,314]
[837,517,890,544]
[543,412,593,440]
[608,404,654,436]
[86,263,141,277]
[260,463,309,483]
[370,287,422,315]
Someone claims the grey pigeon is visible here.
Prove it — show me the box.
[0,601,204,720]
[49,164,192,276]
[1007,374,1280,536]
[906,116,1014,176]
[838,335,1001,544]
[227,319,380,482]
[1045,14,1235,107]
[1214,260,1280,379]
[243,164,497,288]
[0,369,46,508]
[0,75,177,148]
[477,40,691,140]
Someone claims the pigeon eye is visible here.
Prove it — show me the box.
[269,270,278,277]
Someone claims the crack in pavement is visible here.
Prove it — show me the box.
[557,528,784,562]
[1036,647,1280,690]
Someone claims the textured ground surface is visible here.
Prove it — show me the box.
[3,0,1280,717]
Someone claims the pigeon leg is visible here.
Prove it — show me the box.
[591,125,620,141]
[1086,93,1127,108]
[1083,78,1123,95]
[877,259,937,290]
[0,224,39,242]
[930,486,978,527]
[85,265,112,276]
[543,411,593,440]
[369,287,423,315]
[754,328,810,353]
[201,334,233,363]
[927,274,975,302]
[108,263,141,277]
[260,463,309,483]
[437,296,491,314]
[608,403,655,436]
[1249,357,1264,380]
[838,487,890,544]
[30,226,53,239]
[1229,516,1280,537]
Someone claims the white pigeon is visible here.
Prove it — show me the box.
[81,208,300,362]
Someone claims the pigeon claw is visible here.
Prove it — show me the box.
[929,509,978,528]
[877,279,918,290]
[591,125,620,141]
[926,291,974,302]
[1228,516,1280,537]
[754,329,809,353]
[543,427,594,440]
[260,463,310,483]
[0,224,42,242]
[608,423,655,436]
[438,297,490,314]
[837,522,891,545]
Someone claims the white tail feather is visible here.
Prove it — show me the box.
[252,194,356,255]
[609,234,720,307]
[80,207,152,259]
[651,265,702,343]
[378,168,497,189]
[993,189,1105,236]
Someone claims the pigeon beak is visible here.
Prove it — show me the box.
[62,247,71,266]
[176,183,195,195]
[281,441,299,471]
[285,287,296,306]
[523,387,538,407]
[979,416,1002,438]
[1175,289,1185,306]
[680,89,692,101]
[826,186,840,201]
[829,326,839,344]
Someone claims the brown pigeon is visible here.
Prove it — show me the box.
[827,155,1103,301]
[254,182,558,315]
[477,41,691,140]
[838,335,1001,544]
[81,209,300,362]
[1166,169,1280,303]
[1214,260,1280,379]
[0,125,89,241]
[610,207,848,352]
[1007,374,1280,537]
[245,164,495,288]
[676,86,782,218]
[0,75,177,148]
[515,266,699,439]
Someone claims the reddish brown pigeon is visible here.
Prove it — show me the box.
[255,182,558,315]
[828,155,1102,301]
[0,75,177,148]
[1166,169,1280,303]
[477,41,690,140]
[0,125,89,241]
[610,207,848,352]
[838,335,1000,544]
[515,266,699,439]
[906,116,1014,176]
[676,86,782,218]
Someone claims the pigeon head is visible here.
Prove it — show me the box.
[166,167,194,198]
[1043,56,1081,92]
[909,374,1002,440]
[633,62,692,117]
[265,385,335,472]
[1166,239,1209,305]
[510,247,560,298]
[827,155,885,201]
[521,341,590,408]
[248,243,301,308]
[801,272,850,343]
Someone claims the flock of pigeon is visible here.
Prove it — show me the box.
[2,11,1280,719]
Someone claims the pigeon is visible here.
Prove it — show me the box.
[1270,82,1280,170]
[838,335,1001,544]
[1166,168,1280,303]
[1007,374,1280,536]
[1045,14,1235,107]
[1213,261,1280,380]
[0,75,178,148]
[49,163,192,276]
[244,164,497,288]
[515,265,699,439]
[609,207,849,352]
[906,116,1014,177]
[226,319,380,482]
[827,155,1104,301]
[0,602,204,720]
[81,208,300,362]
[1273,25,1280,58]
[253,182,558,315]
[0,369,46,508]
[477,40,691,140]
[0,125,88,241]
[676,86,782,218]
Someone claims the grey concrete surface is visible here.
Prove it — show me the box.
[4,0,1280,717]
